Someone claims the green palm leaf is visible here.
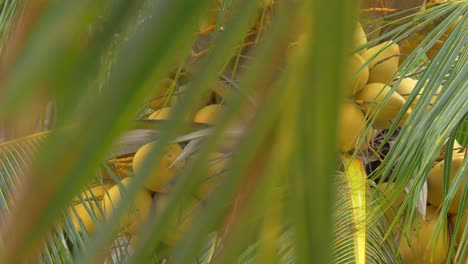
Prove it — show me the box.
[0,0,466,263]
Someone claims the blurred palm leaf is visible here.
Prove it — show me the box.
[0,0,467,263]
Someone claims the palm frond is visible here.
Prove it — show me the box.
[1,0,466,263]
[0,0,20,53]
[365,2,468,262]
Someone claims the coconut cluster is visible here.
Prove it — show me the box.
[68,145,230,247]
[338,23,411,154]
[122,66,232,245]
[66,0,277,248]
[67,64,233,249]
[338,21,451,154]
[65,4,466,260]
[343,22,467,263]
[374,142,466,263]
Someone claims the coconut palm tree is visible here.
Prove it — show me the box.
[0,0,466,263]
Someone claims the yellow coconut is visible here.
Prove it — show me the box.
[399,205,449,264]
[453,140,463,155]
[148,107,172,120]
[427,154,467,214]
[395,79,443,111]
[193,104,224,125]
[133,142,184,193]
[395,78,418,100]
[361,41,400,83]
[394,77,423,110]
[72,182,115,203]
[355,83,410,129]
[352,22,368,55]
[338,103,367,153]
[376,182,406,223]
[155,196,201,246]
[156,84,212,121]
[399,32,426,65]
[69,201,103,234]
[196,152,230,199]
[102,177,153,234]
[344,53,369,96]
[450,210,467,245]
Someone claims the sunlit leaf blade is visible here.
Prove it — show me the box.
[341,156,367,264]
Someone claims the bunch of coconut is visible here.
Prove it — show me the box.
[128,140,230,247]
[339,22,466,263]
[66,156,134,234]
[338,22,411,154]
[67,140,230,249]
[426,148,467,262]
[338,20,451,155]
[67,67,232,247]
[373,143,466,263]
[138,75,234,247]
